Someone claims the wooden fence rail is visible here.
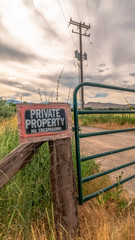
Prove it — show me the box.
[0,142,44,188]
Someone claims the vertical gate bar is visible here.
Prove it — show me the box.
[73,87,83,205]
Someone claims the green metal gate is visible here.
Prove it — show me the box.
[73,82,135,205]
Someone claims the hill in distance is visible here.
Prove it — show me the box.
[85,102,135,109]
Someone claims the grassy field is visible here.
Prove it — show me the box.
[0,116,135,239]
[79,113,135,129]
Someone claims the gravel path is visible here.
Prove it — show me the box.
[80,126,135,197]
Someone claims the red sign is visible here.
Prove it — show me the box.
[16,103,72,144]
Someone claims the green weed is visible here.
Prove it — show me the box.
[96,172,129,213]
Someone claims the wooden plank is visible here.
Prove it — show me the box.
[49,138,78,239]
[0,142,43,188]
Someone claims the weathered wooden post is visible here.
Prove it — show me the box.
[49,138,78,238]
[16,103,79,239]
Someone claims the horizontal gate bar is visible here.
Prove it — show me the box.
[79,128,135,138]
[81,145,135,162]
[83,174,135,202]
[82,161,135,183]
[74,82,135,95]
[78,110,135,114]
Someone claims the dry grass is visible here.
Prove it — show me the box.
[3,180,135,240]
[77,196,135,240]
[0,115,17,133]
[4,196,135,240]
[0,116,18,160]
[86,122,135,130]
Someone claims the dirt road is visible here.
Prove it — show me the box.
[80,126,135,197]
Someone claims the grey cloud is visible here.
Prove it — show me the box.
[13,92,32,98]
[116,0,135,19]
[21,92,32,97]
[0,42,41,62]
[60,73,78,88]
[111,35,134,67]
[129,73,135,77]
[126,84,135,89]
[112,2,135,67]
[98,69,105,73]
[39,74,56,81]
[120,21,135,31]
[120,80,129,86]
[89,1,135,69]
[84,74,112,83]
[99,64,105,67]
[87,0,102,12]
[0,78,38,95]
[60,72,113,89]
[0,79,23,87]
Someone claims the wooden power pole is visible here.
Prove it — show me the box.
[69,18,90,109]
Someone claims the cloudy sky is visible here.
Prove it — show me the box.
[0,0,135,104]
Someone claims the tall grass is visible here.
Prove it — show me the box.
[0,116,52,239]
[0,116,18,159]
[79,113,135,128]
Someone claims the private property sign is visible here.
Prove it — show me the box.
[16,103,72,144]
[25,108,66,134]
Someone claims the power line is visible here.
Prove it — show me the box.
[57,0,69,26]
[54,27,72,51]
[85,0,95,27]
[74,0,81,21]
[89,40,119,86]
[63,0,71,19]
[85,0,89,23]
[40,38,75,82]
[57,0,77,49]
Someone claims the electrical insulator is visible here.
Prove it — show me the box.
[84,52,87,60]
[75,50,78,58]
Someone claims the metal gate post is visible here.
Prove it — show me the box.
[73,86,83,204]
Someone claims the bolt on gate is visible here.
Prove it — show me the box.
[73,82,135,205]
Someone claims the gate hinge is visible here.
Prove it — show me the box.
[72,126,81,132]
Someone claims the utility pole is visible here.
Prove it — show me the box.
[69,18,90,109]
